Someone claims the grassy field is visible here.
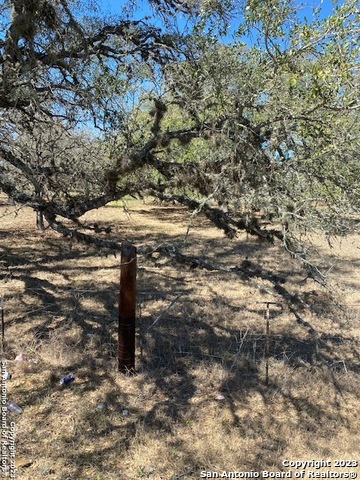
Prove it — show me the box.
[0,198,359,480]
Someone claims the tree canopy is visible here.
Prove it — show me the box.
[0,0,359,284]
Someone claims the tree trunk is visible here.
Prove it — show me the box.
[35,210,45,230]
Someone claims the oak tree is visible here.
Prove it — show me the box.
[0,0,359,284]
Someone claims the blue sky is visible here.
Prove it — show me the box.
[103,0,344,23]
[100,0,346,49]
[100,0,345,49]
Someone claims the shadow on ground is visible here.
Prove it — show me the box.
[0,207,358,479]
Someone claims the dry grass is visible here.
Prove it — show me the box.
[0,197,359,480]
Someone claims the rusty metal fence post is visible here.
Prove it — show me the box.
[256,301,283,385]
[265,302,270,385]
[118,242,137,374]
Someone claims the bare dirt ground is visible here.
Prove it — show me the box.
[0,198,359,480]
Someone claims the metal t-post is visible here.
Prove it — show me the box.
[118,242,137,374]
